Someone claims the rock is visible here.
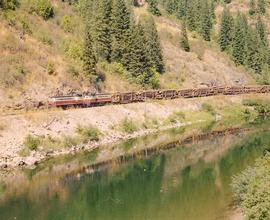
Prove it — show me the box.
[1,164,8,169]
[18,161,26,167]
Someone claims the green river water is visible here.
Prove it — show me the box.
[0,125,270,220]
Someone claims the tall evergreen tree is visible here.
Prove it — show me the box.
[219,8,234,51]
[177,0,187,19]
[257,0,266,14]
[165,0,177,14]
[232,13,247,65]
[83,30,98,82]
[256,17,268,46]
[110,0,131,62]
[186,0,196,31]
[91,0,112,61]
[245,27,264,73]
[122,24,150,79]
[144,17,165,73]
[147,0,161,16]
[199,0,212,41]
[210,0,216,20]
[249,0,256,15]
[180,21,190,52]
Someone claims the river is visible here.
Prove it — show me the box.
[0,123,270,220]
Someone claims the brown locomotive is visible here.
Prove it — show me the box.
[48,85,270,108]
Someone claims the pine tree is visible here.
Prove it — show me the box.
[199,0,212,41]
[177,0,187,19]
[122,24,150,79]
[91,0,112,61]
[232,13,247,65]
[210,0,216,20]
[83,30,98,82]
[257,0,266,15]
[180,21,190,52]
[144,17,165,73]
[147,0,161,16]
[256,17,268,46]
[186,0,196,31]
[219,8,234,51]
[110,0,131,62]
[245,27,264,73]
[249,0,256,15]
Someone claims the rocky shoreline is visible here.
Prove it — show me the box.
[0,121,196,170]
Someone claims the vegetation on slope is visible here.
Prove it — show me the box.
[0,0,269,108]
[232,154,270,220]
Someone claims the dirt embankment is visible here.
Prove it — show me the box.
[0,94,269,169]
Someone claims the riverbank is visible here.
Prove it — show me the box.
[0,94,269,169]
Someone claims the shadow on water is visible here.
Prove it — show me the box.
[0,121,270,220]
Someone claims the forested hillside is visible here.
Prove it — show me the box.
[0,0,269,109]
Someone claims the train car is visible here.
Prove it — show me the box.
[48,95,84,108]
[178,89,194,98]
[83,93,112,107]
[115,92,136,104]
[162,90,177,99]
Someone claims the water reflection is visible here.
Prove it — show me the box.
[0,128,270,220]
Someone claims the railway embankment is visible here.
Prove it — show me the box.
[0,93,270,169]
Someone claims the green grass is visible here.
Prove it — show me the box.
[76,124,101,143]
[23,135,41,151]
[120,118,139,134]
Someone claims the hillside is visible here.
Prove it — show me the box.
[0,0,269,110]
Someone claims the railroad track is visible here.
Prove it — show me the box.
[49,85,270,108]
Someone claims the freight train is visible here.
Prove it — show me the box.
[48,85,270,108]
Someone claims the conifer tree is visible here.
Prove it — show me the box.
[199,0,212,41]
[257,0,266,14]
[144,17,165,73]
[249,0,256,15]
[186,1,196,31]
[122,24,150,79]
[256,17,268,46]
[91,0,112,61]
[245,27,264,73]
[165,0,176,14]
[232,13,247,65]
[210,0,216,20]
[219,8,234,51]
[147,0,161,16]
[83,30,98,82]
[180,21,190,52]
[110,0,131,62]
[177,0,187,19]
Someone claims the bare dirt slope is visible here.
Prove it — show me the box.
[135,6,255,89]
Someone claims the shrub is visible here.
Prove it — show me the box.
[36,32,53,45]
[30,0,54,20]
[23,135,40,151]
[61,15,73,32]
[120,118,138,134]
[232,154,270,219]
[61,135,78,148]
[62,39,83,61]
[201,103,216,116]
[47,60,55,75]
[76,125,100,143]
[1,0,19,10]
